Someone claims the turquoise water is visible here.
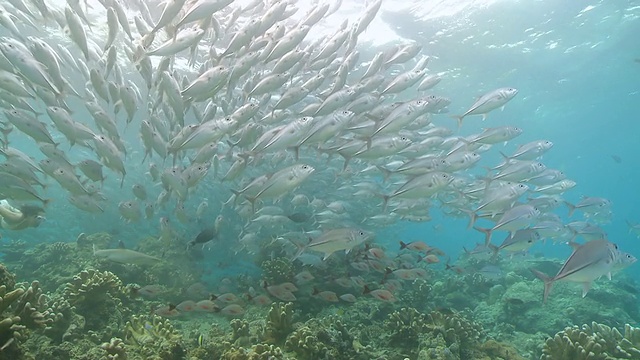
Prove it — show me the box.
[0,0,638,359]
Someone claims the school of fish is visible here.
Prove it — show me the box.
[0,0,634,315]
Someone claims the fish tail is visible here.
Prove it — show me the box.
[375,165,392,182]
[450,115,464,129]
[380,194,390,212]
[462,209,477,229]
[496,151,511,168]
[290,238,310,261]
[399,241,408,250]
[531,269,553,304]
[473,226,492,246]
[487,243,500,260]
[564,201,576,217]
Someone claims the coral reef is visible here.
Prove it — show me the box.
[542,322,640,360]
[124,314,185,359]
[221,343,285,360]
[11,281,54,330]
[284,315,354,359]
[62,269,127,339]
[63,269,124,307]
[262,302,295,345]
[285,325,328,358]
[100,337,127,360]
[0,263,16,290]
[385,307,430,347]
[261,258,294,285]
[231,319,251,345]
[0,284,26,355]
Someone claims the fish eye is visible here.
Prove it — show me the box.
[359,231,365,236]
[519,184,526,188]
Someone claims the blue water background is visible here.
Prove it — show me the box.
[0,1,638,284]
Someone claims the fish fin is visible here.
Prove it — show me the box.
[481,114,487,121]
[581,282,591,298]
[463,209,478,229]
[380,194,390,213]
[531,269,553,304]
[375,165,392,182]
[488,243,500,260]
[473,226,492,246]
[449,115,464,129]
[567,241,581,252]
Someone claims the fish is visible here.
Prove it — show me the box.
[300,228,372,260]
[477,265,504,280]
[188,227,217,248]
[474,204,541,245]
[93,245,161,266]
[451,87,519,127]
[489,229,541,256]
[531,239,621,303]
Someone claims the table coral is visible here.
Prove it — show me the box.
[542,322,640,359]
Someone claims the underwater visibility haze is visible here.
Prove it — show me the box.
[0,0,637,359]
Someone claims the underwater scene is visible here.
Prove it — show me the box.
[0,0,638,359]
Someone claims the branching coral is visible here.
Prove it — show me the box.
[124,314,184,359]
[0,284,25,349]
[261,258,294,284]
[385,307,430,347]
[62,269,127,336]
[425,309,484,347]
[285,326,328,358]
[221,343,285,360]
[63,269,124,306]
[231,318,251,344]
[413,309,487,360]
[12,281,55,330]
[0,263,16,290]
[101,337,127,360]
[542,322,640,360]
[263,302,295,345]
[284,315,354,359]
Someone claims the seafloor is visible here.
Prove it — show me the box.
[0,232,638,360]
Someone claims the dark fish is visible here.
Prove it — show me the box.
[610,154,621,163]
[287,212,311,223]
[188,227,217,248]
